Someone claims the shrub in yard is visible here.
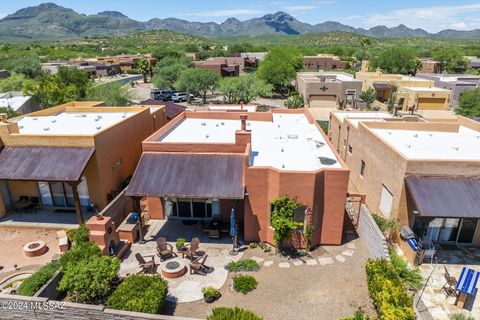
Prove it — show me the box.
[58,255,120,304]
[66,224,90,246]
[450,313,476,320]
[207,307,263,320]
[16,260,60,296]
[342,308,372,320]
[226,259,260,272]
[59,241,102,269]
[233,275,258,294]
[389,249,423,291]
[366,259,415,320]
[107,274,168,314]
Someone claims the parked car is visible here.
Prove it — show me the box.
[171,92,189,102]
[151,89,175,101]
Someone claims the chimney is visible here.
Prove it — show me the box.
[236,113,251,147]
[240,113,247,131]
[0,113,7,123]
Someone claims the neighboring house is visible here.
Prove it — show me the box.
[207,104,258,112]
[417,58,439,74]
[303,54,351,71]
[329,111,480,262]
[0,101,168,223]
[296,72,363,117]
[467,56,480,70]
[0,92,39,115]
[185,52,199,60]
[195,56,258,76]
[356,70,451,110]
[125,109,349,248]
[416,73,480,108]
[0,70,9,79]
[241,52,268,61]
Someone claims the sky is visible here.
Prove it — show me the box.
[1,1,480,33]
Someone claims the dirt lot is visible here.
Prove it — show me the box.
[166,238,375,320]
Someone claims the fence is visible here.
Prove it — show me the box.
[356,204,390,260]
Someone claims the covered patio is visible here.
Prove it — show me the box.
[0,146,95,225]
[0,208,94,229]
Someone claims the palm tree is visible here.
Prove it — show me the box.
[360,38,372,61]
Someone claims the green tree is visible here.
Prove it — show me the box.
[432,48,468,73]
[23,66,92,108]
[257,46,304,96]
[0,106,20,119]
[360,38,372,61]
[175,69,219,104]
[152,63,188,89]
[134,59,152,83]
[370,46,417,75]
[0,54,41,79]
[360,88,376,109]
[456,88,480,118]
[220,75,272,104]
[58,255,120,304]
[0,73,33,92]
[87,82,132,106]
[270,196,302,251]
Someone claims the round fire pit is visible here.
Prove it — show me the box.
[160,258,186,279]
[23,241,47,257]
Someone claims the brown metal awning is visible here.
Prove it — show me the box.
[0,146,95,182]
[406,176,480,218]
[222,66,237,73]
[126,153,245,199]
[373,83,394,90]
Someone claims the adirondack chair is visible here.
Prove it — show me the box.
[135,253,155,273]
[190,254,209,275]
[156,237,176,261]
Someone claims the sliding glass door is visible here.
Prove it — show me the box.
[426,218,477,244]
[164,198,219,219]
[37,178,90,208]
[457,219,478,244]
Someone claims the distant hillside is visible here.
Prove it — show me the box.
[1,3,480,40]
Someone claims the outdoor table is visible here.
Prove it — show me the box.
[13,200,32,212]
[455,267,479,309]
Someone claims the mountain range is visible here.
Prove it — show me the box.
[0,3,479,40]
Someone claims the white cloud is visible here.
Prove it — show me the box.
[0,13,7,19]
[337,3,480,32]
[283,5,318,12]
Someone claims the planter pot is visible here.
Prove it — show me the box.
[204,295,215,303]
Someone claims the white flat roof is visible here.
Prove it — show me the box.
[373,126,480,160]
[160,114,341,171]
[400,86,450,92]
[0,95,31,112]
[207,105,257,112]
[16,112,135,135]
[334,112,393,122]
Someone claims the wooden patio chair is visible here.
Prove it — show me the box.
[442,266,458,297]
[182,237,200,260]
[156,237,176,261]
[189,254,209,275]
[135,253,155,273]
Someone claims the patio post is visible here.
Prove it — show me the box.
[69,181,83,225]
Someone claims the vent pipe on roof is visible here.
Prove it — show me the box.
[240,114,247,131]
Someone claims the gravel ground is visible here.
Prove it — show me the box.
[165,238,375,320]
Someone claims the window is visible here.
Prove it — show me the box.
[360,160,366,177]
[379,185,393,218]
[164,198,218,219]
[348,145,353,154]
[270,203,307,231]
[37,177,90,208]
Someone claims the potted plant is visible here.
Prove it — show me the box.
[202,286,220,303]
[176,237,186,250]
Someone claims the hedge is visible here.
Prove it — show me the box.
[233,275,258,294]
[226,259,260,272]
[366,259,415,320]
[107,274,168,314]
[207,307,263,320]
[16,260,60,296]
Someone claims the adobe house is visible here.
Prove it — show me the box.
[303,54,351,71]
[329,111,480,262]
[0,101,168,225]
[125,109,350,248]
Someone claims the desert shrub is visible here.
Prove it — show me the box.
[450,313,476,320]
[59,241,102,269]
[233,275,258,294]
[107,274,168,314]
[342,308,372,320]
[226,259,260,272]
[16,261,60,296]
[202,286,220,298]
[366,259,415,320]
[207,307,263,320]
[58,255,120,303]
[389,250,423,291]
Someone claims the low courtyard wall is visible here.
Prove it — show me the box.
[356,204,390,260]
